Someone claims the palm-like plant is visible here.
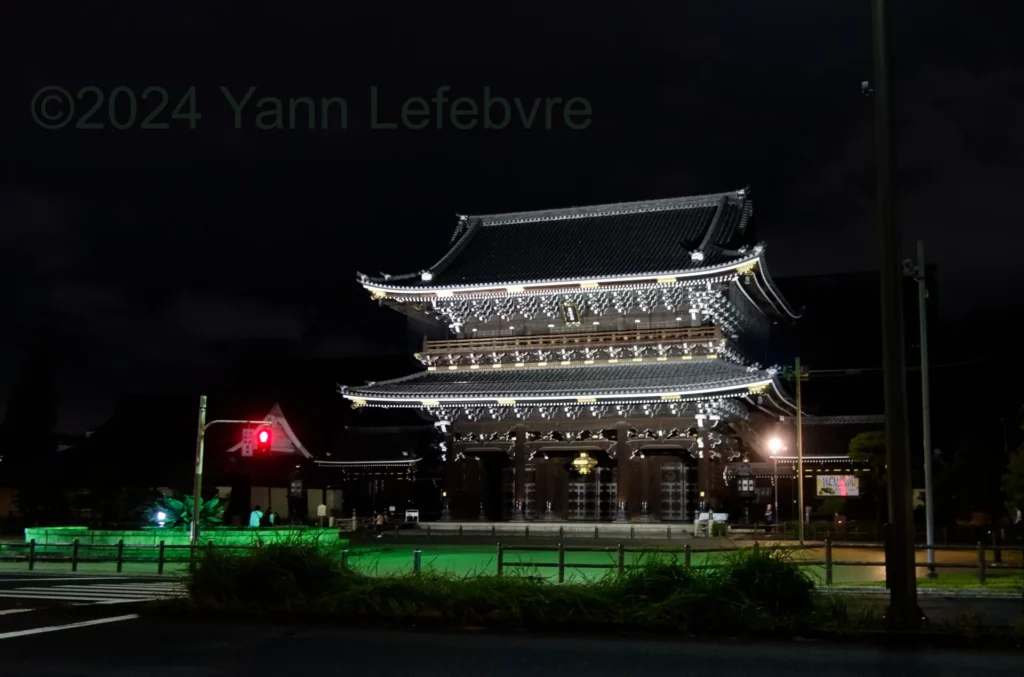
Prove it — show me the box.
[152,494,226,529]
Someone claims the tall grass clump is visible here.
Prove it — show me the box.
[187,531,353,608]
[185,542,832,636]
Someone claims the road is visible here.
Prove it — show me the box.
[0,572,1018,674]
[0,616,1022,676]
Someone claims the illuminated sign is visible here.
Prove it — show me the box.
[816,475,859,497]
[561,301,580,325]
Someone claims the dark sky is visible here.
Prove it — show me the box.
[2,2,1022,431]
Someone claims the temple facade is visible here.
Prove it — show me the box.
[341,188,803,522]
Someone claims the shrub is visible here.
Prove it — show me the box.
[185,542,830,636]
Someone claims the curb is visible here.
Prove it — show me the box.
[822,585,1023,599]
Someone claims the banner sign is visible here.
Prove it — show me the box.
[816,475,859,497]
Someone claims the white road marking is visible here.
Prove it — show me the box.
[0,577,163,583]
[0,608,34,616]
[0,614,139,640]
[0,582,187,604]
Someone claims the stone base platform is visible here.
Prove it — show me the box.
[414,521,695,539]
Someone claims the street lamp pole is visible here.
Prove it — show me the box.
[189,394,273,549]
[795,357,805,545]
[870,0,921,628]
[773,453,779,522]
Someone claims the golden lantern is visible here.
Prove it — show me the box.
[572,451,598,475]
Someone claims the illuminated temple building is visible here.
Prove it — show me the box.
[341,188,823,522]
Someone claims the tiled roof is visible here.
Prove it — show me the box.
[361,189,754,288]
[343,359,773,402]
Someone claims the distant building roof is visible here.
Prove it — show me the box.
[343,359,794,412]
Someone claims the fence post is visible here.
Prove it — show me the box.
[71,538,79,572]
[157,540,165,575]
[617,543,625,575]
[496,543,504,577]
[992,530,1002,564]
[557,542,565,583]
[116,539,125,573]
[413,549,422,575]
[28,539,36,571]
[825,536,833,586]
[341,549,350,567]
[684,543,691,568]
[977,541,986,585]
[559,525,564,540]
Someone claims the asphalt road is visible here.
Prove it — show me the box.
[0,616,1022,676]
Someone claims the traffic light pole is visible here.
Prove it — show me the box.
[189,394,272,549]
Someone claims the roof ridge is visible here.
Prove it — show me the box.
[470,189,747,227]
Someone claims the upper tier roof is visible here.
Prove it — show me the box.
[359,188,755,289]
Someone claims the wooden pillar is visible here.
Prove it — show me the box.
[441,431,455,520]
[699,440,711,512]
[545,460,560,519]
[615,421,630,521]
[513,423,527,521]
[639,456,651,519]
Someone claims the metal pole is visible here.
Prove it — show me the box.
[773,456,779,531]
[871,0,921,629]
[190,395,208,548]
[917,241,936,578]
[796,357,804,545]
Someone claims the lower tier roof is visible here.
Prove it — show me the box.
[341,359,780,406]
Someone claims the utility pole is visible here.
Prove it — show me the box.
[916,241,937,578]
[796,356,804,545]
[870,0,922,628]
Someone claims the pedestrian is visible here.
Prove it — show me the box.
[764,503,774,537]
[268,511,277,527]
[375,511,385,538]
[249,505,264,529]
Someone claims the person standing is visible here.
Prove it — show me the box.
[268,511,277,527]
[764,503,774,537]
[375,511,385,538]
[249,505,264,529]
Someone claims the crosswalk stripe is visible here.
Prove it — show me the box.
[10,588,183,598]
[0,589,132,598]
[45,585,186,592]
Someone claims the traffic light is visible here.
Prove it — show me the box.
[254,426,272,454]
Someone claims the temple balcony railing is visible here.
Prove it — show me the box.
[421,326,722,356]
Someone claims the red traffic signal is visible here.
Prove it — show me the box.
[254,426,272,453]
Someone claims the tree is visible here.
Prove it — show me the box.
[1002,447,1024,511]
[151,493,227,529]
[849,431,886,523]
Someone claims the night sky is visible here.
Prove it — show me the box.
[2,2,1022,431]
